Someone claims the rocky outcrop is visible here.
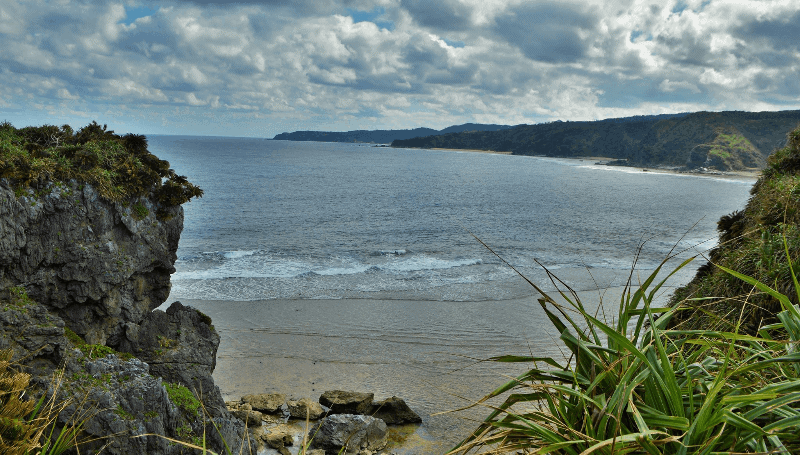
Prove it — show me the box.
[0,301,70,380]
[0,174,252,454]
[0,296,246,455]
[58,354,184,455]
[310,414,388,454]
[116,301,226,416]
[0,178,182,346]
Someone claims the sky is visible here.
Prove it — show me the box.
[1,0,799,137]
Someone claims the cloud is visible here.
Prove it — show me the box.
[492,2,600,63]
[2,0,799,136]
[400,0,475,31]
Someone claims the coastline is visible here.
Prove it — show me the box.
[400,145,762,180]
[175,285,663,453]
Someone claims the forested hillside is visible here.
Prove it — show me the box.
[392,110,800,171]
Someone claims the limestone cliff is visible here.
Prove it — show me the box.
[0,122,248,454]
[0,179,182,346]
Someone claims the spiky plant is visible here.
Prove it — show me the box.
[451,242,800,454]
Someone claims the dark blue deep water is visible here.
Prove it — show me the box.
[148,136,755,303]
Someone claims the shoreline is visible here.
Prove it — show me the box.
[396,145,762,180]
[174,286,665,453]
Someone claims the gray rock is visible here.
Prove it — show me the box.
[116,300,227,416]
[231,408,263,426]
[370,396,422,424]
[0,177,253,454]
[288,397,326,420]
[0,179,182,346]
[242,392,286,413]
[319,390,374,415]
[310,414,387,454]
[263,424,294,449]
[44,346,252,455]
[0,302,70,380]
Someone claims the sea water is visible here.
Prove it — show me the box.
[148,136,754,303]
[147,136,755,450]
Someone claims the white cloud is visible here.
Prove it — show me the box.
[1,0,798,136]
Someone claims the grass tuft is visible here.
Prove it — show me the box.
[450,237,800,454]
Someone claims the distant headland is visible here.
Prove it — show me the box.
[272,123,514,144]
[276,110,800,172]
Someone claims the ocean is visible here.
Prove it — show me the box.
[147,136,756,451]
[148,136,754,303]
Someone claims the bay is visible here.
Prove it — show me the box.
[147,136,755,451]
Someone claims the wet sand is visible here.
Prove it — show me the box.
[177,284,669,453]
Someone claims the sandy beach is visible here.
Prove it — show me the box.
[176,284,672,453]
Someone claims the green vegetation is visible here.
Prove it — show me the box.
[672,124,800,333]
[132,203,149,220]
[392,111,800,171]
[63,327,134,361]
[454,125,800,454]
[454,249,800,454]
[63,328,84,346]
[0,121,202,214]
[8,286,35,308]
[0,349,90,455]
[164,382,201,418]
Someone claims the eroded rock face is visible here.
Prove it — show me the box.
[0,179,182,346]
[0,302,70,379]
[0,176,252,454]
[116,301,227,416]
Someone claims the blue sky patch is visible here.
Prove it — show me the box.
[346,7,394,31]
[630,30,653,42]
[443,38,465,48]
[121,6,158,25]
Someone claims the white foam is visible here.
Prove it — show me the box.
[380,256,482,273]
[223,250,257,259]
[172,257,310,279]
[377,249,408,256]
[316,265,372,276]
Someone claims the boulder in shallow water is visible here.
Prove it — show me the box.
[319,390,374,415]
[242,392,286,413]
[370,396,422,424]
[310,414,387,454]
[231,408,263,426]
[263,424,295,449]
[288,397,326,420]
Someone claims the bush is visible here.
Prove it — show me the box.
[452,243,800,454]
[0,122,202,211]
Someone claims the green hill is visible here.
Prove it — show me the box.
[392,110,800,171]
[272,123,514,144]
[670,124,800,332]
